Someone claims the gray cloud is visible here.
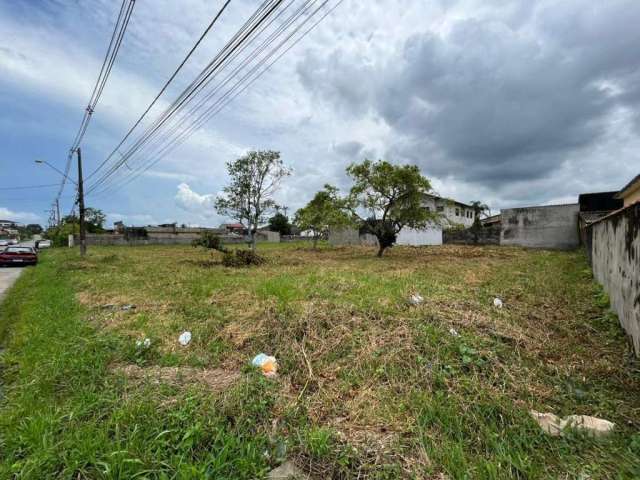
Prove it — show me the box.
[296,0,640,192]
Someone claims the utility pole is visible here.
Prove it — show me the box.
[76,147,87,257]
[55,198,61,226]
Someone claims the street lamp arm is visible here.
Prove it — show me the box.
[35,160,78,186]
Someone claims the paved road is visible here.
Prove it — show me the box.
[0,268,23,303]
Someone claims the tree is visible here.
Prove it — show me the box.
[267,212,292,236]
[346,159,435,257]
[85,208,106,233]
[215,150,290,251]
[45,207,106,246]
[294,184,352,249]
[469,201,491,226]
[469,200,491,244]
[26,224,43,235]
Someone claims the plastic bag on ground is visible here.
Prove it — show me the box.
[493,298,503,308]
[408,293,424,306]
[252,353,278,377]
[178,331,192,346]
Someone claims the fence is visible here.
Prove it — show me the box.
[588,203,640,356]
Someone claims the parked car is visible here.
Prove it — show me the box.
[36,239,52,249]
[8,238,18,245]
[0,239,9,247]
[0,246,38,266]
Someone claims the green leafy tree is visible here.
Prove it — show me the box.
[85,208,106,233]
[26,224,43,235]
[215,150,291,251]
[346,159,435,257]
[469,201,491,227]
[45,207,106,245]
[294,184,352,249]
[469,200,491,244]
[267,212,292,236]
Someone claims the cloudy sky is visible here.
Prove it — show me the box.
[1,0,639,227]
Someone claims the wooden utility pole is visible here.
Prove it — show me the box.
[77,147,87,257]
[55,198,61,226]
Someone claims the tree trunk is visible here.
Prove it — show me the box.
[250,228,257,251]
[313,236,318,250]
[377,245,385,257]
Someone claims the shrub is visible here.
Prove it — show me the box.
[222,249,265,267]
[192,231,227,252]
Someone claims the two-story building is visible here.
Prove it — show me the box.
[421,194,476,228]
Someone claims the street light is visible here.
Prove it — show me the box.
[34,160,78,186]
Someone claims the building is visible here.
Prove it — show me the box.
[220,223,246,235]
[330,193,476,247]
[0,220,19,228]
[422,194,476,228]
[614,173,640,207]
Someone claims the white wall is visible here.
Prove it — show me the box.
[396,226,442,246]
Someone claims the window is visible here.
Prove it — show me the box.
[455,208,460,216]
[436,206,444,212]
[425,206,431,211]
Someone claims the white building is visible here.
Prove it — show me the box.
[422,194,476,228]
[329,194,476,247]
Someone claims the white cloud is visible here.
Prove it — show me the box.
[174,183,216,215]
[0,207,41,224]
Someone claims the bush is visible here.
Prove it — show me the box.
[192,231,227,252]
[222,249,265,267]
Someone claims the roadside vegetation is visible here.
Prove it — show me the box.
[1,243,639,478]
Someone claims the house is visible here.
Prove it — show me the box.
[422,194,476,228]
[614,173,640,207]
[481,214,501,227]
[330,193,476,247]
[220,223,246,235]
[0,220,19,229]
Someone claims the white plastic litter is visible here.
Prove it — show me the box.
[449,328,460,337]
[408,293,424,306]
[178,331,192,346]
[135,337,151,348]
[493,298,503,308]
[252,353,278,377]
[530,410,615,438]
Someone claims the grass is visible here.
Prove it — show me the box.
[1,242,639,479]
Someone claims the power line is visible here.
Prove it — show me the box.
[86,0,285,194]
[84,0,233,183]
[52,0,136,206]
[87,0,342,199]
[0,183,60,191]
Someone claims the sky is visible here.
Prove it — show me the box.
[1,0,639,228]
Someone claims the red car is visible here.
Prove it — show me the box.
[0,246,38,266]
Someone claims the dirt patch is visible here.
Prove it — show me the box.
[115,364,240,392]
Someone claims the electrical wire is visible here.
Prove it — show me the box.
[88,0,342,199]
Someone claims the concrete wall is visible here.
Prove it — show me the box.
[500,204,579,249]
[83,231,279,246]
[590,203,640,356]
[328,228,378,247]
[443,226,501,245]
[329,226,442,247]
[396,226,442,246]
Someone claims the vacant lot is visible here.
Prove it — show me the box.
[1,243,639,479]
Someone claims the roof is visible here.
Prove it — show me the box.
[481,214,501,225]
[424,193,473,209]
[221,223,244,228]
[578,211,611,225]
[578,191,623,212]
[615,173,640,199]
